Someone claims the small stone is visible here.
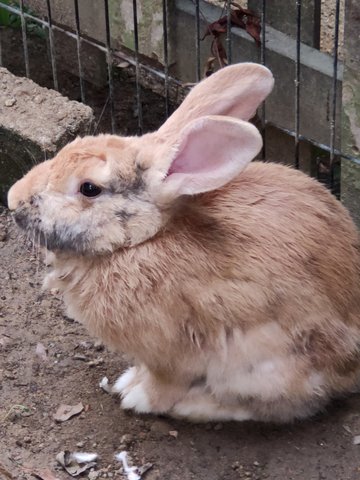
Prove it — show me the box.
[76,441,85,448]
[254,461,260,467]
[33,95,44,104]
[169,430,178,438]
[5,98,16,107]
[214,423,223,431]
[120,434,132,445]
[88,472,99,480]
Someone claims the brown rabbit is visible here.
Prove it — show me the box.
[7,63,360,422]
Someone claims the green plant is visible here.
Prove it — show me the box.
[0,0,46,38]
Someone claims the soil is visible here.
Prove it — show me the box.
[2,203,360,480]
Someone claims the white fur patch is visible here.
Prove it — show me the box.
[121,383,151,413]
[112,367,138,394]
[207,323,294,402]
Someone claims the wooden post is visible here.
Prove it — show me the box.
[248,0,321,48]
[341,0,360,228]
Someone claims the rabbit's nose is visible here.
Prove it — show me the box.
[7,180,23,210]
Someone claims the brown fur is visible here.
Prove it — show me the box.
[7,63,360,422]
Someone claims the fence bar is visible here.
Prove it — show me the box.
[329,0,341,187]
[133,0,143,133]
[260,0,266,159]
[19,0,29,77]
[195,0,201,81]
[294,0,301,169]
[226,0,232,64]
[266,121,359,163]
[104,0,116,134]
[46,0,58,90]
[73,0,85,103]
[162,0,169,118]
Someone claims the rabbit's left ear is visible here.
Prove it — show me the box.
[156,115,262,200]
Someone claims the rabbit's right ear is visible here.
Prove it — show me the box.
[151,115,262,202]
[158,63,274,139]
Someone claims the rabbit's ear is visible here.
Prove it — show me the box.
[158,63,274,139]
[157,116,262,200]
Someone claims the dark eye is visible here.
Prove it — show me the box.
[79,182,102,198]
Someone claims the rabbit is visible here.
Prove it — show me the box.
[7,63,360,423]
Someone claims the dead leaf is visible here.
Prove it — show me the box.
[53,403,84,422]
[56,451,97,477]
[201,2,261,75]
[138,462,154,476]
[30,468,60,480]
[0,463,13,479]
[35,342,48,361]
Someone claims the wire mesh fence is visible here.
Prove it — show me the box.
[0,0,356,196]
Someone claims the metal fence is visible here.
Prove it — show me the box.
[0,0,358,197]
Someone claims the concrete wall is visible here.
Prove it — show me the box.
[0,67,94,204]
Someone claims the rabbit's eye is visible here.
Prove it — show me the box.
[80,182,102,198]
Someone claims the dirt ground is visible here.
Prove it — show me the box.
[2,199,360,480]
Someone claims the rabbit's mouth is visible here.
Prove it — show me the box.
[12,203,91,254]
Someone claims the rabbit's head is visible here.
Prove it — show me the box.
[8,63,274,255]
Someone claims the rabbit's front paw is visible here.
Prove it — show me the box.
[113,367,151,413]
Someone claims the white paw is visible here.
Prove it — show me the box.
[112,367,138,394]
[121,382,151,413]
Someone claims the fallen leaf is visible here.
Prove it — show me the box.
[35,343,48,361]
[138,462,154,476]
[0,463,13,479]
[53,403,84,422]
[29,468,60,480]
[56,451,97,477]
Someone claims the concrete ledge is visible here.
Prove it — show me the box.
[0,67,94,204]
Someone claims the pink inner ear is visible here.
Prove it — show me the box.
[167,129,226,177]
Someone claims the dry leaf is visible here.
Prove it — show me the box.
[53,403,84,422]
[202,2,261,75]
[0,463,13,479]
[30,468,60,480]
[56,451,97,477]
